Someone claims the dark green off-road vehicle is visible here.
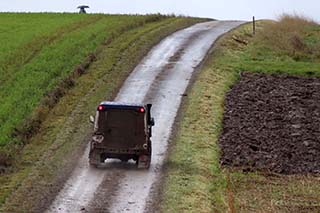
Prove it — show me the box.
[89,102,154,169]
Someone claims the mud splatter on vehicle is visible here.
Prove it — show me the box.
[89,102,154,169]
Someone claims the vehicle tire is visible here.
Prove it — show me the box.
[89,150,100,168]
[89,161,99,168]
[148,140,152,157]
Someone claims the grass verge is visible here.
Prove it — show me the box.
[162,15,320,212]
[0,14,179,169]
[0,16,204,212]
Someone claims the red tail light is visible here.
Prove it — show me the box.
[98,105,104,111]
[139,107,145,113]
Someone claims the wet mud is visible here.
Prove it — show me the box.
[219,72,320,174]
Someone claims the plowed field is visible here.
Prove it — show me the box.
[219,72,320,174]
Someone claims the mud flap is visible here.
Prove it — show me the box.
[137,155,151,169]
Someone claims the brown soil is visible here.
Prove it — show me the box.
[219,72,320,174]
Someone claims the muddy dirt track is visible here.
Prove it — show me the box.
[46,21,243,213]
[219,72,320,174]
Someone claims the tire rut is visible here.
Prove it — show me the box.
[46,21,244,213]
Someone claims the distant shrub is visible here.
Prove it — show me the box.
[255,14,319,61]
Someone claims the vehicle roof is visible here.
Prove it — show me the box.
[99,101,145,108]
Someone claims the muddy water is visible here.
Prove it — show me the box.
[47,21,244,213]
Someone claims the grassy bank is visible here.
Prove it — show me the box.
[0,13,165,147]
[0,14,203,212]
[162,15,320,212]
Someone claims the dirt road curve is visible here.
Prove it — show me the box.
[47,21,243,213]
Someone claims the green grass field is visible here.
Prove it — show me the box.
[162,15,320,212]
[0,13,171,147]
[0,13,203,212]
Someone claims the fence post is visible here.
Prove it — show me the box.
[253,16,256,35]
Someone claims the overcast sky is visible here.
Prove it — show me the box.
[1,0,319,22]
